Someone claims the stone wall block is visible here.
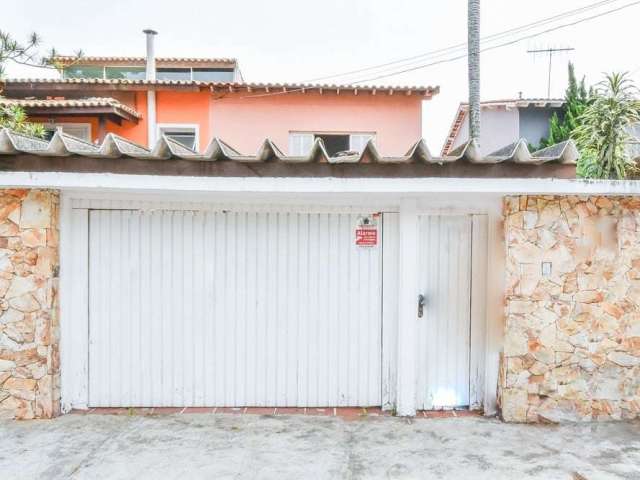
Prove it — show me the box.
[0,190,59,419]
[502,196,640,422]
[20,191,52,229]
[500,388,528,422]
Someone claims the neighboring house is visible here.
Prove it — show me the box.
[442,99,565,155]
[0,33,436,157]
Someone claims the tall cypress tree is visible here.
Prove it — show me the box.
[540,62,591,148]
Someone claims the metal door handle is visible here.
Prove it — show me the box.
[418,294,426,318]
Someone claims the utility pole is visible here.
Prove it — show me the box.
[468,0,481,145]
[527,47,574,98]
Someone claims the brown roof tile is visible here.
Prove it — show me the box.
[0,97,141,119]
[2,78,439,97]
[50,55,237,65]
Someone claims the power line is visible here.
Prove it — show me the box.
[300,0,622,84]
[347,0,640,85]
[243,0,640,99]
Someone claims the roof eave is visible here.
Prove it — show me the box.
[2,80,202,93]
[2,79,439,97]
[22,105,139,123]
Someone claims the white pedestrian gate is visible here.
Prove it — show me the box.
[416,215,473,409]
[87,209,383,407]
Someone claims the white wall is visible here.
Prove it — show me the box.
[451,107,520,154]
[518,107,559,148]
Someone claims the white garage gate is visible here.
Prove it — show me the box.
[61,197,488,415]
[86,208,383,408]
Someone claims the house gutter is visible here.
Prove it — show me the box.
[143,29,158,147]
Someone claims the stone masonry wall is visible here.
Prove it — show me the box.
[501,196,640,422]
[0,190,59,419]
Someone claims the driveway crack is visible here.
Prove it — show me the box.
[66,416,143,479]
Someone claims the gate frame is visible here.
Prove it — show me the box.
[60,190,498,415]
[60,192,393,412]
[395,199,492,416]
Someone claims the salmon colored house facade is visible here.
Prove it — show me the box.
[1,45,438,157]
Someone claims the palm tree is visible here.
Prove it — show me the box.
[468,0,481,145]
[573,72,640,179]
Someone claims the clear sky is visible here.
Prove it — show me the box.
[3,0,639,153]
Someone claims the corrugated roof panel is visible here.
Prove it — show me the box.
[0,128,577,166]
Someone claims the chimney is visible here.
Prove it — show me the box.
[143,29,158,146]
[143,29,157,80]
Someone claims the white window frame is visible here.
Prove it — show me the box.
[348,133,376,152]
[288,132,315,156]
[63,64,239,82]
[289,131,376,155]
[157,123,200,150]
[45,122,92,142]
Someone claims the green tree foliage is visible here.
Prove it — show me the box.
[0,31,81,138]
[539,62,591,148]
[573,73,640,179]
[0,104,46,137]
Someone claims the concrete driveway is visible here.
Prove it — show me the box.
[1,413,639,480]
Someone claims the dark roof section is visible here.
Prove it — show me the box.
[1,78,439,97]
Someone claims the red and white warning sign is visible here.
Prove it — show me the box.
[355,214,379,247]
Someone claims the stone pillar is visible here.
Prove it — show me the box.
[501,195,640,422]
[0,189,59,419]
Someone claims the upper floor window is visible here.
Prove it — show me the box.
[105,66,146,80]
[289,132,375,156]
[192,68,235,82]
[289,133,315,157]
[63,66,104,79]
[62,65,235,82]
[157,68,191,81]
[158,124,199,150]
[349,134,375,154]
[44,123,92,142]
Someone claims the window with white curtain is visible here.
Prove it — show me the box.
[349,134,375,152]
[289,132,376,156]
[289,133,314,156]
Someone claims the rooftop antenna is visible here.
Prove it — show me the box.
[527,46,574,98]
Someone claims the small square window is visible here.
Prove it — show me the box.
[158,126,198,150]
[44,123,92,142]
